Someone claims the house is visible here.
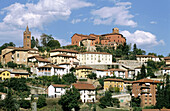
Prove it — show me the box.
[50,54,79,66]
[50,48,78,57]
[93,69,111,78]
[0,70,11,80]
[72,83,96,103]
[37,64,65,77]
[48,84,70,98]
[28,56,50,67]
[75,66,93,79]
[136,55,160,63]
[1,47,39,65]
[132,78,162,107]
[135,66,142,77]
[162,67,170,75]
[164,57,170,67]
[77,52,112,65]
[104,78,124,92]
[109,69,126,79]
[58,63,72,74]
[11,69,30,78]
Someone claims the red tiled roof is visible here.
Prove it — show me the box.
[79,52,111,55]
[133,78,161,84]
[50,48,78,53]
[72,83,95,90]
[58,63,70,65]
[109,69,126,72]
[75,65,93,70]
[52,84,70,88]
[94,69,108,71]
[136,55,156,58]
[38,64,65,69]
[164,57,170,60]
[104,78,124,82]
[163,67,170,70]
[51,54,76,58]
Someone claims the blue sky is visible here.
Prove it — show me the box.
[0,0,169,56]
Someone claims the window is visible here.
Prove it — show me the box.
[17,53,19,58]
[27,36,30,39]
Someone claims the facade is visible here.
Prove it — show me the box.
[132,78,161,107]
[109,69,126,79]
[1,47,39,65]
[104,78,124,92]
[72,83,96,103]
[50,48,78,57]
[48,84,70,98]
[28,56,50,67]
[77,52,112,65]
[93,69,111,78]
[75,66,93,79]
[10,69,30,78]
[136,55,160,63]
[23,26,31,49]
[58,63,72,74]
[37,64,65,77]
[164,57,170,67]
[0,70,11,80]
[71,28,126,47]
[162,67,170,75]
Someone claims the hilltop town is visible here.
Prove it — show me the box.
[0,26,169,111]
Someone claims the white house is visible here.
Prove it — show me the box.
[127,69,135,79]
[49,48,78,57]
[58,63,72,74]
[48,84,70,98]
[109,69,126,79]
[134,67,141,77]
[93,69,111,78]
[27,56,50,67]
[72,83,96,103]
[37,64,66,77]
[77,52,112,65]
[162,67,170,75]
[136,55,160,63]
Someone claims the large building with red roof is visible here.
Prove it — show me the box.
[71,28,126,48]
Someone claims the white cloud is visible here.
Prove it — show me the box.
[0,0,93,46]
[121,30,164,49]
[71,19,81,24]
[91,2,137,27]
[150,21,157,24]
[58,39,71,46]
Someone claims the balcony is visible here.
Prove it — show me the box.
[140,86,150,89]
[141,90,150,94]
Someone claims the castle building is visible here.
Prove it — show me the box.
[71,28,126,48]
[23,26,31,49]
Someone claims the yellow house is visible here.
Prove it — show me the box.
[104,78,124,92]
[75,66,93,79]
[11,69,30,78]
[0,70,11,80]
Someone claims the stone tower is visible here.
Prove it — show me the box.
[23,25,31,49]
[112,27,119,33]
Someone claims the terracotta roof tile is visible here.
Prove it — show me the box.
[104,78,124,82]
[52,84,70,88]
[50,48,78,53]
[51,54,76,58]
[75,65,93,70]
[38,64,65,69]
[136,55,156,58]
[133,78,161,84]
[79,52,111,55]
[72,83,95,90]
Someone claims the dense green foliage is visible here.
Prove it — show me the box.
[87,72,97,80]
[156,75,170,109]
[99,91,120,109]
[37,95,47,108]
[47,40,60,49]
[0,42,15,54]
[58,87,80,111]
[31,36,36,48]
[131,96,141,107]
[62,73,77,84]
[19,99,31,109]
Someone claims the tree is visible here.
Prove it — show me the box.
[62,73,77,85]
[7,61,17,68]
[99,91,120,109]
[0,42,15,54]
[140,64,147,78]
[98,78,104,89]
[156,84,165,109]
[31,36,36,48]
[58,87,80,111]
[131,96,141,107]
[87,72,97,80]
[4,89,19,111]
[47,40,60,49]
[37,95,47,108]
[19,99,31,109]
[148,53,157,56]
[40,33,54,47]
[35,38,39,47]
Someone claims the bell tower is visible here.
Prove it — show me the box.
[112,27,119,33]
[23,25,31,49]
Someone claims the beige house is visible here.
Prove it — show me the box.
[75,65,93,79]
[50,48,78,57]
[77,52,112,65]
[1,47,39,65]
[136,55,160,63]
[164,57,170,67]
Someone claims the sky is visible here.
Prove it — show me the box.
[0,0,169,56]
